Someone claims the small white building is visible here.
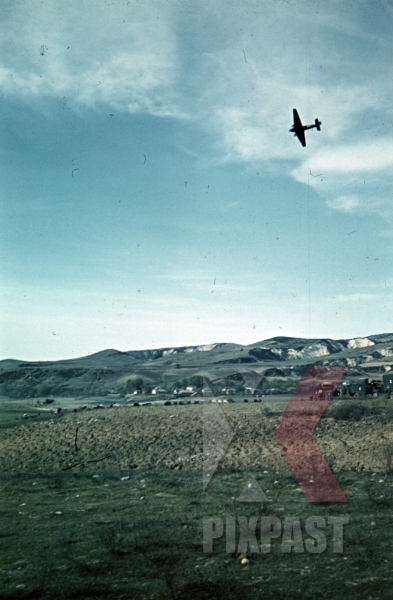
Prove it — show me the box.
[152,387,167,395]
[245,387,259,395]
[174,388,197,397]
[221,387,236,395]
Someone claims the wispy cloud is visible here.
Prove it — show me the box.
[183,2,393,222]
[304,140,393,174]
[290,138,393,219]
[325,195,362,213]
[328,293,379,303]
[0,1,187,118]
[0,281,306,359]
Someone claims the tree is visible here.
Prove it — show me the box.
[125,377,144,393]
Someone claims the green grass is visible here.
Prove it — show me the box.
[0,399,43,425]
[0,468,392,599]
[0,395,391,598]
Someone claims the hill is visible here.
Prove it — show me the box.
[0,334,392,399]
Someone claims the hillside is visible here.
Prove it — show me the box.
[0,334,392,399]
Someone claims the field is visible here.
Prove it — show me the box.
[0,397,392,599]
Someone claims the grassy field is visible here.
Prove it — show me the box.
[0,397,392,599]
[0,469,392,599]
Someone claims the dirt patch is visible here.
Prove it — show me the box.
[0,404,392,477]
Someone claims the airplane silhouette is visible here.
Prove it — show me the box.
[290,109,321,147]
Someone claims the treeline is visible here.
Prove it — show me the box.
[119,375,205,396]
[0,367,301,399]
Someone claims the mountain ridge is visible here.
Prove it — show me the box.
[2,333,392,367]
[1,334,392,399]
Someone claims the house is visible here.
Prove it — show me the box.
[174,388,197,398]
[152,387,167,395]
[245,387,260,396]
[221,387,236,395]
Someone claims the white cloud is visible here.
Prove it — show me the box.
[290,138,393,219]
[2,0,393,224]
[300,140,393,175]
[0,0,186,118]
[78,50,185,117]
[181,2,393,223]
[189,0,391,165]
[326,195,362,213]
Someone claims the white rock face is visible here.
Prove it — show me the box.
[379,348,393,357]
[164,344,216,355]
[287,344,330,359]
[184,344,216,353]
[286,349,302,359]
[271,348,283,357]
[196,344,217,352]
[347,337,374,349]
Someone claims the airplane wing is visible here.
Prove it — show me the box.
[296,128,306,147]
[293,109,302,126]
[292,109,306,146]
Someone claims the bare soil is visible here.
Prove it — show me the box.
[1,402,392,478]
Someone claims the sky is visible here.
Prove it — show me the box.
[1,0,393,361]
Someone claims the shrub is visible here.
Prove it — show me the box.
[125,377,144,393]
[330,403,368,421]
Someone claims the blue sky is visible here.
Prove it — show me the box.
[1,0,392,360]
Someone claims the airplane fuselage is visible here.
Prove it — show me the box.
[289,123,318,133]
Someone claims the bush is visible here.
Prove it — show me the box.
[126,377,144,393]
[330,403,368,421]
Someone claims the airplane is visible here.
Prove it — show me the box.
[289,109,321,147]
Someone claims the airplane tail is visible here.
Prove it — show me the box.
[315,118,321,131]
